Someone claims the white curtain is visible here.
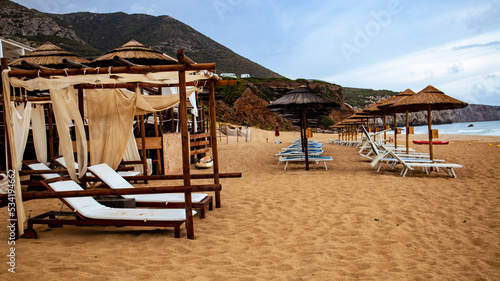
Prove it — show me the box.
[11,101,32,170]
[86,88,180,170]
[2,69,26,236]
[31,103,48,164]
[50,87,88,182]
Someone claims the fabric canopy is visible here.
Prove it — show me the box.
[86,88,180,169]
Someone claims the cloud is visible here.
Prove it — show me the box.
[453,41,500,51]
[323,32,500,105]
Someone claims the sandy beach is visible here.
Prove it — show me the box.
[1,128,499,280]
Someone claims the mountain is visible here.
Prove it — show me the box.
[0,0,281,78]
[2,0,498,129]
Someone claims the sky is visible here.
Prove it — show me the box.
[12,0,500,105]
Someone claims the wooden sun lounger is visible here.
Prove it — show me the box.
[279,155,333,170]
[22,180,195,239]
[88,163,212,219]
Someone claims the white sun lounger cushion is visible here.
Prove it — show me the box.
[56,157,140,177]
[48,181,195,221]
[88,164,208,203]
[27,163,62,180]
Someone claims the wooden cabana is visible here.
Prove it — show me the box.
[1,49,239,240]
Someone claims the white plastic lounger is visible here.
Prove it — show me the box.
[22,180,195,239]
[275,149,323,157]
[388,151,462,178]
[279,155,333,170]
[88,163,212,218]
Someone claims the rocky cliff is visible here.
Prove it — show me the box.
[214,78,355,131]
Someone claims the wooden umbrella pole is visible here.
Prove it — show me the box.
[383,114,387,141]
[208,79,221,208]
[178,69,194,239]
[393,113,398,147]
[372,116,376,142]
[302,108,309,171]
[140,114,148,181]
[406,110,410,154]
[428,105,434,161]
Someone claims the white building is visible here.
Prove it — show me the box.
[220,73,237,78]
[0,37,34,61]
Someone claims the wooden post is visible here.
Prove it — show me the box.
[302,108,309,171]
[1,58,19,239]
[208,80,221,208]
[393,113,398,147]
[46,103,54,158]
[169,108,175,133]
[155,112,162,173]
[383,114,387,141]
[140,114,148,181]
[406,110,410,154]
[178,67,194,239]
[372,116,376,142]
[428,106,433,161]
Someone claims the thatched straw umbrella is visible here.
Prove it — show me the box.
[267,86,340,170]
[379,89,415,152]
[9,41,90,69]
[90,39,177,67]
[390,85,468,160]
[356,99,388,142]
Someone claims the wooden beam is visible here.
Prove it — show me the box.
[214,80,237,86]
[113,56,137,67]
[21,60,52,70]
[190,132,210,139]
[190,140,210,147]
[62,58,90,68]
[190,147,210,156]
[8,63,216,78]
[177,49,196,65]
[0,184,221,201]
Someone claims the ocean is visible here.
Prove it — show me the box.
[400,120,500,136]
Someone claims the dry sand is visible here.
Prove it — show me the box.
[1,128,500,280]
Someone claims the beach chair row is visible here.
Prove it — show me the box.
[356,126,462,178]
[275,139,332,170]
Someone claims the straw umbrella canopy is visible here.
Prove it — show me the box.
[267,86,340,170]
[390,85,468,160]
[357,99,388,140]
[9,41,90,69]
[90,39,177,67]
[379,89,416,150]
